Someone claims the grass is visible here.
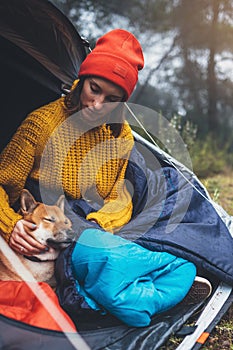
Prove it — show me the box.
[161,167,233,350]
[200,168,233,350]
[202,169,233,216]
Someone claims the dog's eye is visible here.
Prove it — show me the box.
[64,219,69,225]
[44,217,56,223]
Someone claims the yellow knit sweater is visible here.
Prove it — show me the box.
[0,97,134,241]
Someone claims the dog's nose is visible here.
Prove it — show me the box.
[46,237,73,249]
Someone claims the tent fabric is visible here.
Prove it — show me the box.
[0,301,202,350]
[0,314,84,350]
[0,0,86,151]
[0,0,86,86]
[0,281,76,332]
[120,144,233,285]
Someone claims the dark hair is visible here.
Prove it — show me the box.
[64,76,125,137]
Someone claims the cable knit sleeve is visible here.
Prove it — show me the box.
[86,123,134,232]
[0,98,67,241]
[0,111,49,241]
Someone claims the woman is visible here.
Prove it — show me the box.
[0,29,211,327]
[0,29,143,255]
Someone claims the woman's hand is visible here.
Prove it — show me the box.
[9,219,47,256]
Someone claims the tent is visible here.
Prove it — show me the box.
[0,0,233,349]
[0,0,87,151]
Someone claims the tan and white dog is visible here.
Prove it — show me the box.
[0,189,74,287]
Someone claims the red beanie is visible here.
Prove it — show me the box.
[78,29,144,100]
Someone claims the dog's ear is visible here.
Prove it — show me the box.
[56,195,65,213]
[20,189,38,214]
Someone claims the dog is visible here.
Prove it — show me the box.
[0,189,74,287]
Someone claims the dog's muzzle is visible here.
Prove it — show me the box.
[46,237,74,249]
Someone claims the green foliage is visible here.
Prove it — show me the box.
[170,115,197,149]
[189,135,230,178]
[168,114,233,177]
[177,116,233,177]
[153,114,232,178]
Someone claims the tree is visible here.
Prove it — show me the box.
[50,0,233,140]
[168,0,233,134]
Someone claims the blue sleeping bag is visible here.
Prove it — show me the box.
[71,228,196,327]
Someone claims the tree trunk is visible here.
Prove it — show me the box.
[207,0,219,132]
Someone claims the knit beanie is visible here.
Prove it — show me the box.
[78,29,144,100]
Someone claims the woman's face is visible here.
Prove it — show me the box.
[79,77,124,125]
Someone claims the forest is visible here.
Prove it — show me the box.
[50,0,233,178]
